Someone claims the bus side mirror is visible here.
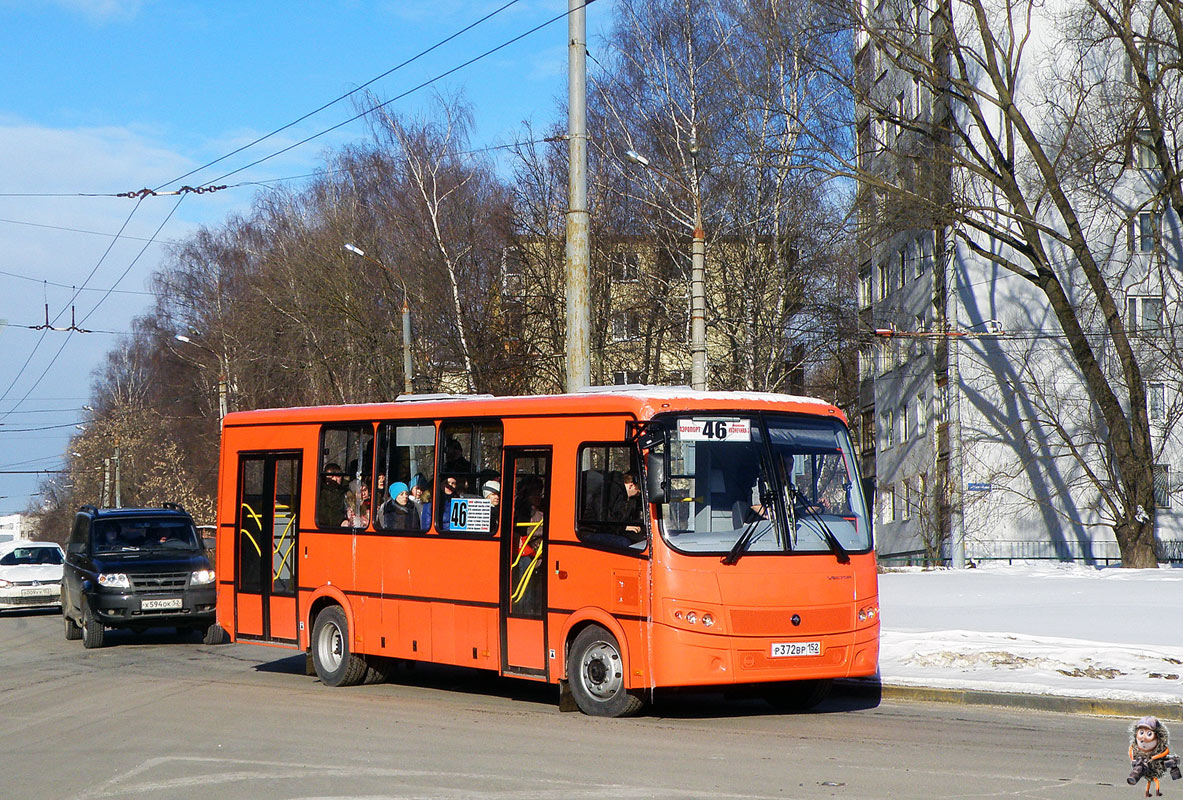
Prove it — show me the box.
[645,450,667,505]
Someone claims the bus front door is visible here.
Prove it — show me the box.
[500,447,551,678]
[234,452,301,644]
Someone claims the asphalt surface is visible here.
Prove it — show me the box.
[0,608,1174,799]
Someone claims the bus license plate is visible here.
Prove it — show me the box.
[771,641,821,658]
[141,598,183,611]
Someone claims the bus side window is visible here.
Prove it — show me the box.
[374,422,435,533]
[317,425,374,529]
[437,420,503,532]
[576,443,645,551]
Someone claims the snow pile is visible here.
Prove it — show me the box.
[878,562,1183,703]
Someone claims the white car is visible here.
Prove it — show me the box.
[0,541,65,611]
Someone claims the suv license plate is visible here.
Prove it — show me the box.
[141,598,183,611]
[771,641,821,658]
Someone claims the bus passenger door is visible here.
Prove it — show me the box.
[500,447,551,678]
[234,452,301,644]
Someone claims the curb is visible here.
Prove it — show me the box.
[834,679,1183,721]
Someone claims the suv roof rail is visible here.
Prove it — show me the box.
[78,504,98,514]
[161,502,186,512]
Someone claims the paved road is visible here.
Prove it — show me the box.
[0,609,1135,799]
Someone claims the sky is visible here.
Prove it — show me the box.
[0,0,609,514]
[878,562,1183,705]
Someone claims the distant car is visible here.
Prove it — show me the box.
[61,504,221,648]
[0,541,66,611]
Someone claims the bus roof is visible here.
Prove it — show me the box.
[222,387,845,428]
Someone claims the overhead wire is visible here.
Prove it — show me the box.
[198,1,597,188]
[155,0,528,192]
[0,195,147,419]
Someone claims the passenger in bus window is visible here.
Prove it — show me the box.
[377,482,420,531]
[443,438,471,474]
[408,473,428,514]
[482,480,501,534]
[317,462,348,528]
[419,488,433,531]
[615,472,645,542]
[437,476,460,529]
[342,480,371,529]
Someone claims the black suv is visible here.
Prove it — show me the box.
[62,504,222,648]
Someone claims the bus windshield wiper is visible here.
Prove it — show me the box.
[791,486,850,564]
[721,488,776,565]
[721,518,763,565]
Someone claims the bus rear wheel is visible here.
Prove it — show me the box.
[311,606,368,687]
[567,625,643,717]
[763,678,832,712]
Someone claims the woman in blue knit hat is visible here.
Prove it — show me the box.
[377,481,421,531]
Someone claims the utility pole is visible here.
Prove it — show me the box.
[565,0,591,392]
[101,458,111,508]
[113,447,122,509]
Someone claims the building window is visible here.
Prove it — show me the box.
[884,409,894,448]
[1135,129,1157,170]
[859,265,873,308]
[615,251,640,282]
[1130,212,1160,253]
[1154,464,1171,510]
[913,76,924,120]
[902,479,911,521]
[1128,295,1164,334]
[917,391,927,435]
[613,370,643,385]
[1149,383,1166,420]
[899,403,908,443]
[611,311,641,341]
[898,247,907,288]
[878,262,889,299]
[882,484,895,523]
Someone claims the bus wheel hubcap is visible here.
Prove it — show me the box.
[319,623,343,671]
[581,641,622,699]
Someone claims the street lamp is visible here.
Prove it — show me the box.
[175,334,229,424]
[344,244,413,395]
[624,146,707,390]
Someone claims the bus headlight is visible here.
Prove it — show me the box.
[858,603,879,623]
[701,613,715,627]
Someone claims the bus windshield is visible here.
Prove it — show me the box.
[657,413,871,558]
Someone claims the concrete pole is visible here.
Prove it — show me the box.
[565,0,591,392]
[690,146,707,390]
[401,301,413,394]
[113,447,122,509]
[948,254,966,568]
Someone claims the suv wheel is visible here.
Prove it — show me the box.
[81,597,105,649]
[63,609,82,641]
[202,623,226,645]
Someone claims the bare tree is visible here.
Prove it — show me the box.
[829,0,1183,565]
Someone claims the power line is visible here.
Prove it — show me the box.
[0,195,147,419]
[0,217,175,245]
[200,1,596,188]
[155,0,527,192]
[0,269,154,297]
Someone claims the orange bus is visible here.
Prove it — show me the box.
[215,389,878,716]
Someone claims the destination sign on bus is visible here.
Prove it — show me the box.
[677,418,752,442]
[448,497,493,533]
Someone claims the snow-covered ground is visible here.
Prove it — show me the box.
[878,562,1183,705]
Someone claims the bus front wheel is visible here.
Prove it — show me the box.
[566,625,644,717]
[311,606,368,687]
